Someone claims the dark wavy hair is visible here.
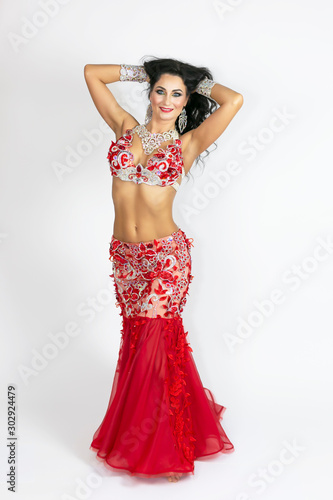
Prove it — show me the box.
[141,56,218,170]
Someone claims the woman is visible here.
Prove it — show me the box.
[84,57,243,482]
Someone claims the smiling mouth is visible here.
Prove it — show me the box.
[160,107,173,112]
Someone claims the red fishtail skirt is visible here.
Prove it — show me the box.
[90,228,234,478]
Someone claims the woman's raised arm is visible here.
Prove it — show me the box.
[186,82,243,161]
[84,64,135,135]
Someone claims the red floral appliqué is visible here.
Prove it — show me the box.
[107,128,184,188]
[163,318,196,463]
[109,229,193,319]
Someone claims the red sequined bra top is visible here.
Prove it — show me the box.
[107,126,186,191]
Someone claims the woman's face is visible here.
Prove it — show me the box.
[149,73,188,125]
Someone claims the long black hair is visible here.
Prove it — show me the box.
[142,56,218,169]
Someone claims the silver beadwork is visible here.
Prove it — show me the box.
[144,103,152,125]
[119,64,148,83]
[133,124,179,155]
[196,76,215,98]
[178,108,187,133]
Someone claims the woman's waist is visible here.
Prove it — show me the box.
[112,215,180,244]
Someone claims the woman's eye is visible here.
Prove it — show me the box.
[156,90,182,97]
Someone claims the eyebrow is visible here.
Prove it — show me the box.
[155,86,184,92]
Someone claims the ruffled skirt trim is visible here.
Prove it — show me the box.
[90,316,234,478]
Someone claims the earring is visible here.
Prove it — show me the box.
[144,103,152,125]
[178,107,187,133]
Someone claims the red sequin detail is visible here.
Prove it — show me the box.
[109,228,193,319]
[107,128,184,187]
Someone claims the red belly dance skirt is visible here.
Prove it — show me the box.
[90,227,234,478]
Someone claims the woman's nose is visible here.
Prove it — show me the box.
[163,94,171,105]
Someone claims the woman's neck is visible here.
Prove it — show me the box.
[145,119,176,134]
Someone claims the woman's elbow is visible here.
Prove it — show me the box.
[234,93,244,108]
[84,64,93,77]
[233,93,244,108]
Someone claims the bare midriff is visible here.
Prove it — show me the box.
[111,176,180,243]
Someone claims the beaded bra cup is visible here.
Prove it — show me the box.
[107,126,186,191]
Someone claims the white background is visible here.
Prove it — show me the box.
[1,0,332,498]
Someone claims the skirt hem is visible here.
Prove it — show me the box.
[89,440,234,478]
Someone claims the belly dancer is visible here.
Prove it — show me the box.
[84,57,243,482]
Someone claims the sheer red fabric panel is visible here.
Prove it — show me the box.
[90,316,234,478]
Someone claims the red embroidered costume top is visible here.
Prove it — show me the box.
[107,126,186,191]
